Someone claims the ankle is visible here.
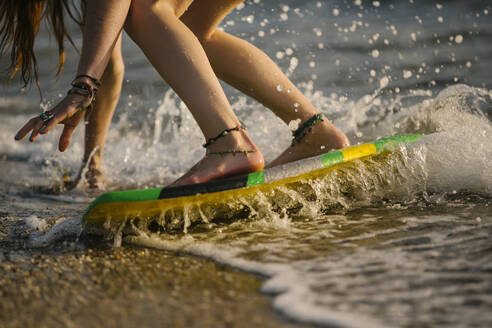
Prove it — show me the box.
[290,114,325,147]
[83,155,102,171]
[203,125,258,154]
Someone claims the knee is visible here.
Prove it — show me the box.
[182,17,215,45]
[107,56,125,80]
[104,51,125,83]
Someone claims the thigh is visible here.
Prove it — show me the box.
[181,0,244,39]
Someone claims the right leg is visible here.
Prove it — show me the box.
[124,0,264,185]
[181,0,350,167]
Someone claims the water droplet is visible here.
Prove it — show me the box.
[371,49,380,58]
[276,85,283,92]
[288,119,301,131]
[379,76,389,88]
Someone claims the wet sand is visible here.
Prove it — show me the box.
[0,158,312,328]
[0,244,312,328]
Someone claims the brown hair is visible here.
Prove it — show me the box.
[0,0,82,88]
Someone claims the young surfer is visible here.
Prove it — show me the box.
[7,0,349,188]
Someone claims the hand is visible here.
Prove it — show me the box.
[14,93,91,152]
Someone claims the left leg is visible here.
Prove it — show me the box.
[181,0,349,167]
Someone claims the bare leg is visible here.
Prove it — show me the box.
[66,35,125,190]
[125,0,264,185]
[181,0,350,168]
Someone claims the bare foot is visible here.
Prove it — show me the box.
[168,130,264,187]
[64,162,105,191]
[267,119,350,168]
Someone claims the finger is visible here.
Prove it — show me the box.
[29,120,46,142]
[39,111,66,134]
[15,118,36,140]
[58,125,76,152]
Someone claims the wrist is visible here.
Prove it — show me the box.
[73,74,102,88]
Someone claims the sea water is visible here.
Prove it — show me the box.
[1,1,491,327]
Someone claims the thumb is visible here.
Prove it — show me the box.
[58,125,76,152]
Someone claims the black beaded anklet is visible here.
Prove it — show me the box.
[291,114,325,146]
[203,125,245,148]
[203,125,255,155]
[208,149,256,156]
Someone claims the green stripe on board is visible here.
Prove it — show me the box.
[321,150,344,167]
[374,134,423,152]
[83,187,162,219]
[246,170,264,187]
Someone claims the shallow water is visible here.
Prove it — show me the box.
[1,0,492,327]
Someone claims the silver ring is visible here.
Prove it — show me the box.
[39,110,54,123]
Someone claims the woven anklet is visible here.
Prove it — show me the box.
[203,125,255,155]
[203,125,245,148]
[291,114,325,146]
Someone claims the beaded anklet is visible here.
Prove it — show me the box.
[291,114,325,146]
[203,126,245,148]
[203,125,256,156]
[208,149,256,156]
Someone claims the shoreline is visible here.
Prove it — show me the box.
[0,165,313,328]
[0,244,313,328]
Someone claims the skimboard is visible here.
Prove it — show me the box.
[83,134,423,234]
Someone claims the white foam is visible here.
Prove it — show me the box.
[28,217,83,248]
[24,215,49,231]
[128,233,386,328]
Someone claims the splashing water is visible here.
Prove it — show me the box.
[1,1,492,327]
